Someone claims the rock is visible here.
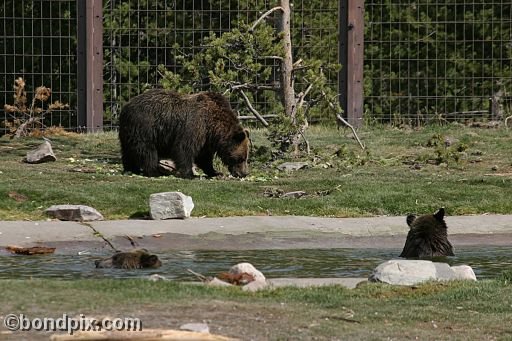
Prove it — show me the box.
[230,263,268,291]
[179,323,210,334]
[149,192,194,220]
[277,162,309,171]
[147,274,168,281]
[45,204,104,221]
[369,260,478,285]
[242,279,268,292]
[229,262,266,282]
[281,191,307,198]
[451,265,477,281]
[207,277,233,287]
[24,140,56,164]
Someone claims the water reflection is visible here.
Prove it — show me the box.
[0,247,509,280]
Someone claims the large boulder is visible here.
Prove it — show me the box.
[149,192,194,220]
[369,259,476,286]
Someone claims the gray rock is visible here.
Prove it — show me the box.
[451,265,477,281]
[147,274,168,282]
[368,260,477,286]
[45,204,104,221]
[24,140,56,164]
[149,192,194,220]
[207,277,233,287]
[277,162,309,171]
[179,322,210,334]
[242,279,268,292]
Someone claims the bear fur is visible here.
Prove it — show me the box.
[94,249,162,269]
[119,89,250,178]
[399,207,454,258]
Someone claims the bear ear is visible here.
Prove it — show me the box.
[406,214,416,228]
[233,130,247,143]
[434,207,445,221]
[243,128,250,138]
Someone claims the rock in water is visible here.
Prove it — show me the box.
[369,259,477,285]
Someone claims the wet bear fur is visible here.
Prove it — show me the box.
[94,249,162,269]
[119,89,250,178]
[399,208,454,258]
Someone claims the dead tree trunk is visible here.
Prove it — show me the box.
[276,0,296,123]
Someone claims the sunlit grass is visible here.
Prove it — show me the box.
[1,124,511,220]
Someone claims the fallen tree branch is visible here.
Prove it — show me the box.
[238,90,269,127]
[320,90,365,150]
[336,114,365,150]
[250,6,283,31]
[187,268,209,282]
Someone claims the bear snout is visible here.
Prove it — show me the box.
[229,163,249,178]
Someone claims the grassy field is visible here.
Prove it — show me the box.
[0,124,511,220]
[1,276,511,340]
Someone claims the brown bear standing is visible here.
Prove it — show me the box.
[119,89,250,178]
[399,207,454,258]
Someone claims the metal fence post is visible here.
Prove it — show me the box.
[339,0,364,127]
[77,0,103,132]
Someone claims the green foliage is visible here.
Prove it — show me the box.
[155,18,341,153]
[103,0,341,129]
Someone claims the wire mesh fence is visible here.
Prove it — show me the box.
[1,0,512,133]
[365,0,512,124]
[0,0,78,134]
[102,0,339,129]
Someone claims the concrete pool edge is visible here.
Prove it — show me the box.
[1,214,512,251]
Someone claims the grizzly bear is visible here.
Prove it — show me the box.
[94,249,162,269]
[119,89,250,178]
[399,207,454,258]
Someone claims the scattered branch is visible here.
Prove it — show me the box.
[320,90,365,150]
[250,6,284,31]
[187,269,209,282]
[336,114,365,150]
[238,90,269,127]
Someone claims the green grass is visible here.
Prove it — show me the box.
[1,277,511,340]
[1,124,512,220]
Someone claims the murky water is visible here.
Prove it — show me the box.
[0,247,510,280]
